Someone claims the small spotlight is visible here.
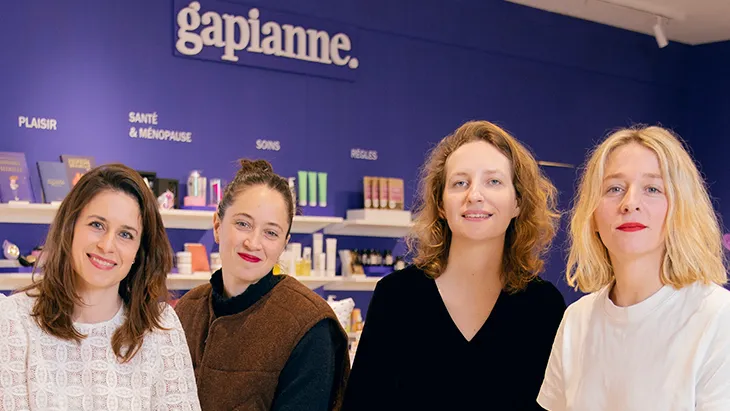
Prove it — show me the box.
[653,16,668,48]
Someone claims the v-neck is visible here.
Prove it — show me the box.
[430,277,505,343]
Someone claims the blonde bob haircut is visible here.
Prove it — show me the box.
[406,120,560,293]
[567,125,728,292]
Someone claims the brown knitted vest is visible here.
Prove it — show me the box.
[175,275,350,411]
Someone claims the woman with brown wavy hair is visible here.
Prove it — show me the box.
[342,120,566,411]
[0,164,200,410]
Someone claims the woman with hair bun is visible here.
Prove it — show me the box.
[175,159,350,411]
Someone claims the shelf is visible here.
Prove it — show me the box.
[0,260,21,268]
[291,216,344,234]
[323,220,413,238]
[159,209,216,230]
[0,272,381,291]
[0,203,58,224]
[0,203,343,233]
[323,276,382,291]
[167,272,213,289]
[0,273,38,289]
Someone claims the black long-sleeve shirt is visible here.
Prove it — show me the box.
[211,271,340,411]
[342,265,566,411]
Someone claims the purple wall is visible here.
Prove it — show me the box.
[0,0,698,309]
[681,41,730,233]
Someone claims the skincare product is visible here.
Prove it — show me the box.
[300,247,312,276]
[371,177,379,208]
[388,178,404,209]
[210,252,222,272]
[312,233,323,272]
[363,177,372,208]
[288,177,296,208]
[297,171,308,207]
[278,251,291,274]
[326,238,337,276]
[318,253,326,276]
[187,170,204,198]
[290,243,302,261]
[317,172,327,207]
[209,178,222,206]
[379,177,389,209]
[307,171,317,207]
[288,250,297,276]
[385,250,394,266]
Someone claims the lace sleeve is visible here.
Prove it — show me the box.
[152,304,201,411]
[0,295,30,411]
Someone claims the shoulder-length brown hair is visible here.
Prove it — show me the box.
[22,163,172,362]
[406,120,560,292]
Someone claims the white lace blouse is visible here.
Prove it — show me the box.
[0,292,201,411]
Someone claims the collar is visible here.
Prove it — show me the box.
[209,268,283,317]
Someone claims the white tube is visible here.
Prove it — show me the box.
[326,238,337,276]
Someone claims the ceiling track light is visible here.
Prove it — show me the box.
[594,0,685,48]
[653,16,668,48]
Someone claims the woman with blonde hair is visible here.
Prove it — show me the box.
[538,126,730,410]
[342,120,566,410]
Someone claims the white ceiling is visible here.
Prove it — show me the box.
[506,0,730,45]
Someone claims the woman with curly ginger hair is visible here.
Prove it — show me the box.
[342,120,566,411]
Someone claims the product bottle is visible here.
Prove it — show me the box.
[394,256,406,271]
[187,170,201,197]
[385,250,393,266]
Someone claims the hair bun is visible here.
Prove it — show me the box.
[238,159,273,175]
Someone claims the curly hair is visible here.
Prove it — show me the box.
[406,120,560,292]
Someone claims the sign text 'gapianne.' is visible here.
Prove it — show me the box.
[175,2,359,69]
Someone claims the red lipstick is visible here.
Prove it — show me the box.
[617,222,646,232]
[238,253,261,263]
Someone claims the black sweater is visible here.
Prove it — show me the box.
[210,270,341,411]
[342,265,566,411]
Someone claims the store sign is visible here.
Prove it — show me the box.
[18,116,57,131]
[174,1,359,80]
[128,111,193,144]
[351,148,378,161]
[255,139,280,151]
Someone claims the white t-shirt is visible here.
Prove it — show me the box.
[0,292,201,411]
[538,281,730,411]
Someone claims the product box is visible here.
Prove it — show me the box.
[388,178,404,210]
[37,161,69,203]
[155,178,180,209]
[0,152,33,203]
[60,154,96,188]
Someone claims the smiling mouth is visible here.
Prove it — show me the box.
[462,213,493,220]
[87,253,117,270]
